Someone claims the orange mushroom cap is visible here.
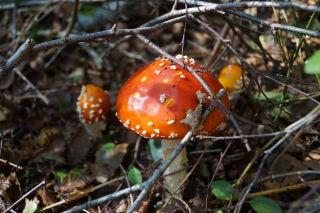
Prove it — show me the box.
[116,55,230,139]
[218,64,250,96]
[76,84,109,137]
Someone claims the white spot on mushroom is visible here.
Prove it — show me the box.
[141,76,147,82]
[115,112,118,117]
[125,120,131,125]
[175,54,182,59]
[151,134,155,138]
[133,92,140,98]
[159,62,165,67]
[89,97,94,102]
[84,94,88,99]
[159,94,166,103]
[167,120,175,125]
[155,70,161,75]
[190,58,195,65]
[98,98,103,103]
[154,129,160,134]
[148,121,153,126]
[170,133,178,138]
[83,102,88,109]
[179,74,186,79]
[170,65,177,70]
[98,109,103,114]
[136,125,141,130]
[142,130,147,135]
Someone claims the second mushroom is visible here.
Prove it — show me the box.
[116,55,230,196]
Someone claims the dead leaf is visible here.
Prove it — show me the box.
[37,187,58,206]
[55,169,93,193]
[67,126,92,165]
[95,143,128,168]
[303,150,320,170]
[32,127,59,147]
[22,197,39,213]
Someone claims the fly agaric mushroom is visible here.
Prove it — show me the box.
[116,55,230,195]
[76,84,109,137]
[218,64,250,99]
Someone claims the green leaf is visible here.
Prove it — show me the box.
[211,180,234,200]
[146,139,163,162]
[128,167,142,185]
[254,91,294,103]
[249,197,282,213]
[213,210,223,213]
[100,142,115,152]
[305,50,320,74]
[52,169,68,183]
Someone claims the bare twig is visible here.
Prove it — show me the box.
[4,180,45,213]
[236,104,320,213]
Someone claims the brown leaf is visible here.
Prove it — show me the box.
[37,187,58,206]
[67,126,92,165]
[5,173,21,203]
[303,150,320,170]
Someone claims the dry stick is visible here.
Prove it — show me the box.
[244,180,320,200]
[206,141,233,211]
[235,104,320,213]
[4,180,45,213]
[118,164,134,207]
[44,0,79,68]
[0,159,22,170]
[101,1,319,58]
[63,0,79,37]
[287,182,320,213]
[219,171,320,203]
[2,3,320,80]
[191,15,320,106]
[299,177,320,197]
[0,15,187,81]
[0,38,34,80]
[0,56,49,104]
[43,176,126,211]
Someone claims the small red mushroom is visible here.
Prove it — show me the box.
[218,64,250,99]
[76,84,109,137]
[116,55,230,195]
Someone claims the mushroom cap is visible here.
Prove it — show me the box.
[76,84,109,125]
[218,64,250,95]
[116,55,230,139]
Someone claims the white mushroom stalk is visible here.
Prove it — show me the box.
[162,139,188,195]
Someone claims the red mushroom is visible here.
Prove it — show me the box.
[116,55,230,195]
[218,64,250,99]
[76,84,109,137]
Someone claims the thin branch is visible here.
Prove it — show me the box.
[4,180,45,213]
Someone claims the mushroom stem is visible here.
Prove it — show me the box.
[162,139,188,195]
